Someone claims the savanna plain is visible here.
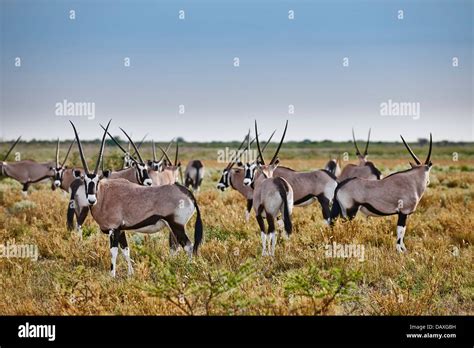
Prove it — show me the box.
[0,140,472,315]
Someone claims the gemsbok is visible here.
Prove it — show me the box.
[51,138,85,192]
[245,121,293,256]
[217,131,274,222]
[147,139,173,172]
[338,129,381,182]
[1,136,55,196]
[68,120,203,277]
[122,133,147,169]
[184,160,205,192]
[150,141,181,186]
[102,127,153,186]
[243,134,338,226]
[330,134,433,253]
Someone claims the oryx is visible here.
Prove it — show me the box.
[217,131,273,222]
[102,127,153,186]
[150,141,181,186]
[122,133,147,169]
[184,160,205,192]
[330,134,433,253]
[242,137,338,226]
[1,136,55,196]
[245,121,293,256]
[338,129,381,182]
[68,121,203,277]
[147,139,173,172]
[51,138,85,192]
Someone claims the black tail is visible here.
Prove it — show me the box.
[275,177,292,235]
[174,183,204,254]
[329,198,341,226]
[192,197,203,254]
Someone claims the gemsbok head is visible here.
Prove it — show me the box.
[52,138,80,190]
[330,134,433,253]
[147,139,173,172]
[338,128,381,182]
[102,126,153,187]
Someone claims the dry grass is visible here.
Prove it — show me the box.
[0,149,473,315]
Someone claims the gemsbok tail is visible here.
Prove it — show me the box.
[275,177,292,236]
[184,186,203,254]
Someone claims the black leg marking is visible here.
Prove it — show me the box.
[167,220,191,249]
[267,214,275,234]
[347,205,359,219]
[256,206,266,233]
[22,183,29,192]
[169,230,179,251]
[109,229,120,271]
[317,193,331,221]
[118,231,128,249]
[246,199,253,214]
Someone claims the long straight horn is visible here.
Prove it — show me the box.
[254,120,265,165]
[425,133,433,165]
[247,128,251,153]
[56,138,60,167]
[352,128,361,156]
[62,138,76,166]
[94,120,111,174]
[364,128,371,156]
[152,140,157,161]
[157,144,173,164]
[270,120,288,165]
[131,133,148,158]
[158,139,174,163]
[3,136,21,161]
[261,129,276,153]
[119,127,145,164]
[174,140,179,166]
[69,121,90,174]
[400,135,421,165]
[100,125,129,155]
[225,132,249,170]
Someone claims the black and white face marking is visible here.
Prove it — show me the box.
[84,173,100,205]
[53,167,65,187]
[149,160,163,172]
[133,162,152,186]
[217,170,230,191]
[243,163,257,186]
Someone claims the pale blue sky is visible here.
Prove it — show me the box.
[0,0,472,141]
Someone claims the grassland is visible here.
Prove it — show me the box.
[0,140,473,315]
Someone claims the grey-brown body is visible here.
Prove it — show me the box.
[1,160,55,194]
[331,134,433,253]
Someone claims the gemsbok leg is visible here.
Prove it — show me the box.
[396,213,407,253]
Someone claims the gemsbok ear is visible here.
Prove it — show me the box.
[73,170,81,178]
[177,162,181,168]
[236,161,243,167]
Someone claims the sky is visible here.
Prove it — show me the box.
[0,0,472,142]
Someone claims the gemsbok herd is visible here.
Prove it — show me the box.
[0,120,433,276]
